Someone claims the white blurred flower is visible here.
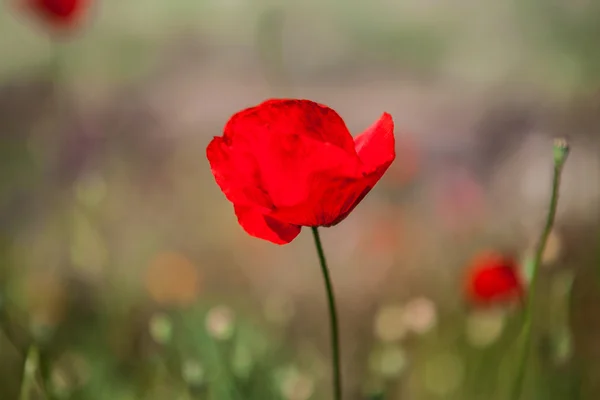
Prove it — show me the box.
[402,297,438,334]
[205,305,235,340]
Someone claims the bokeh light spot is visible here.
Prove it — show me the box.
[278,366,315,400]
[373,304,408,342]
[465,309,506,348]
[205,305,235,340]
[148,312,173,344]
[145,252,201,307]
[402,297,438,335]
[182,359,205,386]
[368,344,408,379]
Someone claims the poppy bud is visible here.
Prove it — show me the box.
[464,251,524,306]
[20,0,88,31]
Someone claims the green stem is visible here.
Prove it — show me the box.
[310,227,342,400]
[511,139,569,399]
[18,346,39,400]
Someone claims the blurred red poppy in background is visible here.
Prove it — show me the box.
[465,251,524,306]
[20,0,88,31]
[207,99,395,244]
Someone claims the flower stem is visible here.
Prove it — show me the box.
[311,227,342,400]
[511,138,570,399]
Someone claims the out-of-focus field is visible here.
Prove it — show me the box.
[0,1,599,399]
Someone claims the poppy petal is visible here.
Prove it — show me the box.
[317,112,396,225]
[354,112,396,175]
[269,175,361,226]
[224,99,357,153]
[223,100,360,209]
[234,205,301,245]
[206,136,274,210]
[265,113,395,227]
[323,178,375,226]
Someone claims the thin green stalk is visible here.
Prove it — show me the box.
[511,138,570,399]
[311,227,342,400]
[19,346,39,400]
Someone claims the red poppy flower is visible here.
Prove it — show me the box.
[464,251,524,306]
[207,99,395,244]
[20,0,87,30]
